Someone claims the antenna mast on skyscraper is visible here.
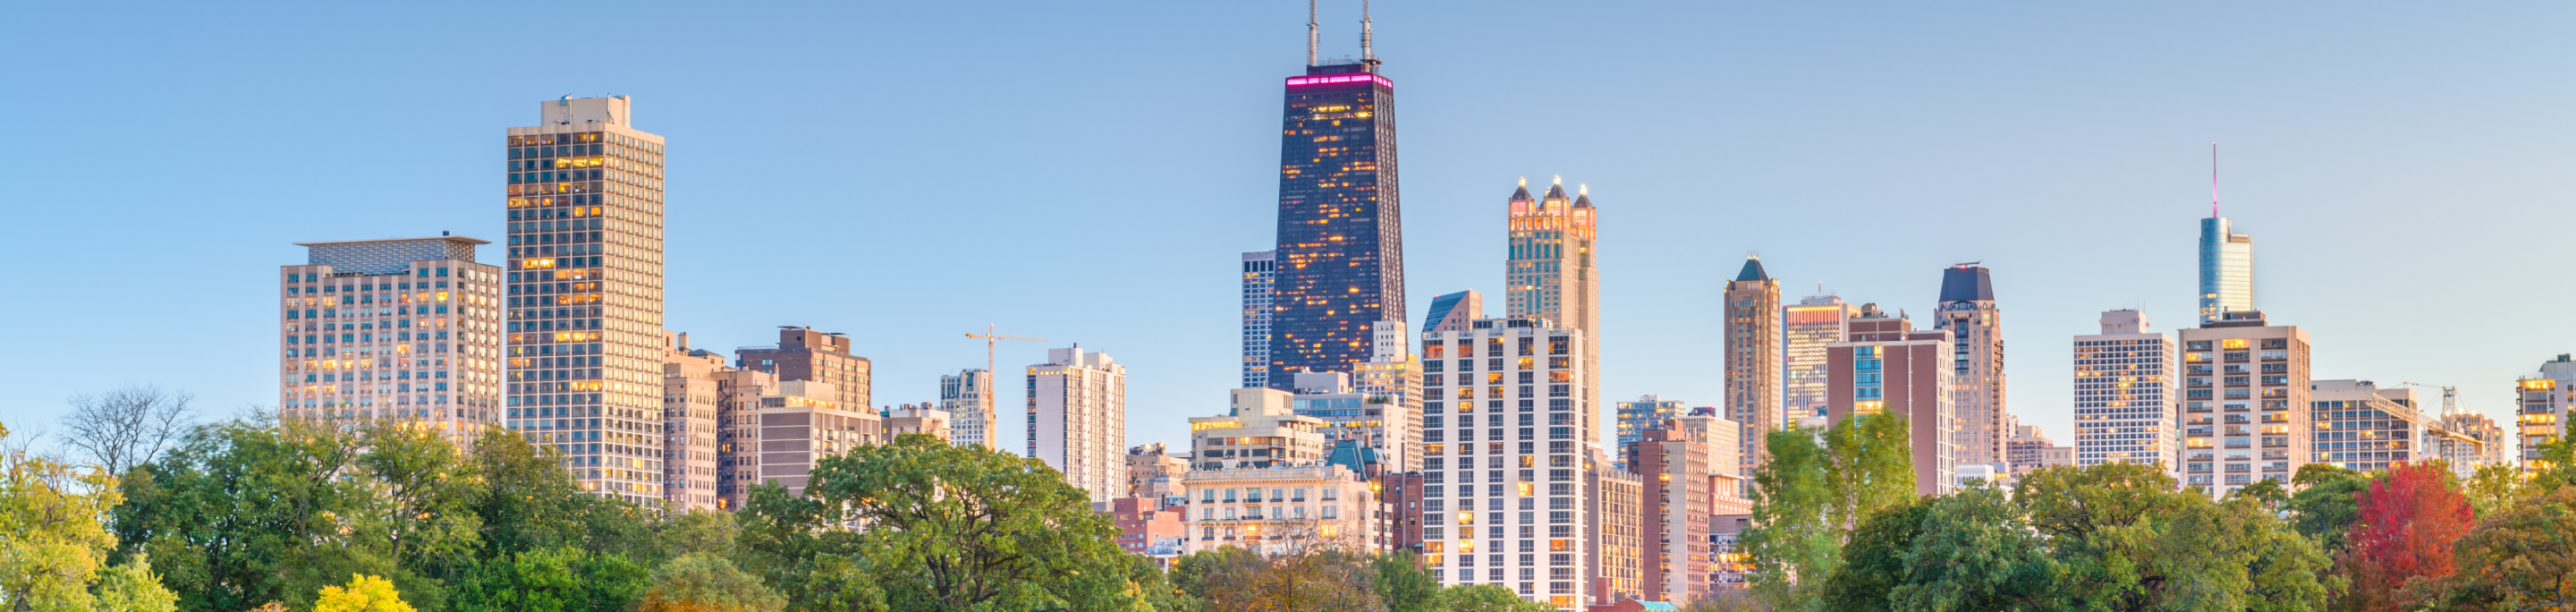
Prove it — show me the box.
[1307,0,1320,66]
[1360,0,1374,61]
[2211,141,2219,218]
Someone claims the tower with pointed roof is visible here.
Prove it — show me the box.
[1935,264,2008,474]
[1723,256,1781,476]
[1506,177,1601,426]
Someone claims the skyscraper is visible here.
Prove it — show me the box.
[504,95,668,501]
[278,235,505,440]
[737,327,872,412]
[1504,178,1601,421]
[1783,293,1859,423]
[2199,216,2255,326]
[1826,306,1956,497]
[2177,311,2311,497]
[940,369,997,449]
[1267,13,1403,387]
[1242,251,1278,387]
[1613,395,1687,468]
[1419,317,1593,608]
[1028,346,1127,503]
[660,331,737,511]
[2071,310,2180,473]
[2515,354,2576,472]
[1934,264,2007,473]
[1722,256,1780,477]
[1424,290,1482,333]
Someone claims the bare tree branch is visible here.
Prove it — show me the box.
[57,384,197,475]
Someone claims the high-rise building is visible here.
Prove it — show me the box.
[2072,310,2181,473]
[2309,380,2435,472]
[941,369,997,449]
[503,96,669,501]
[1419,317,1594,608]
[1267,27,1403,387]
[1354,328,1428,472]
[1625,422,1715,604]
[722,380,873,505]
[1504,178,1602,425]
[737,327,872,412]
[2441,413,2511,473]
[1612,395,1686,469]
[1587,447,1645,607]
[661,332,729,511]
[2199,215,2255,325]
[1934,264,2007,474]
[1783,294,1859,423]
[1029,346,1127,503]
[1826,306,1955,497]
[1242,251,1277,388]
[2177,311,2311,496]
[279,236,506,441]
[1425,290,1483,333]
[1723,257,1781,478]
[2515,354,2576,472]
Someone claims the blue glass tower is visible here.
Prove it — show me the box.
[1267,54,1402,388]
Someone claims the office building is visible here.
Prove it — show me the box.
[1504,178,1602,425]
[2176,311,2311,496]
[1612,395,1687,469]
[1426,290,1483,333]
[1129,444,1192,500]
[1242,251,1277,388]
[1723,256,1781,478]
[882,403,951,442]
[737,327,872,412]
[2199,215,2255,326]
[1192,387,1330,470]
[1029,346,1128,503]
[2072,310,2181,473]
[1181,463,1386,555]
[1783,294,1860,422]
[503,96,669,500]
[1626,421,1741,605]
[1826,305,1956,497]
[940,369,997,449]
[2518,354,2576,472]
[1419,317,1594,608]
[1934,264,2008,474]
[720,380,875,506]
[2309,380,2445,472]
[1675,408,1745,487]
[1587,448,1645,607]
[280,235,506,442]
[660,332,730,511]
[1267,24,1405,387]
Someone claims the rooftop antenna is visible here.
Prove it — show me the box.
[1307,0,1319,66]
[1360,0,1374,62]
[2211,141,2219,218]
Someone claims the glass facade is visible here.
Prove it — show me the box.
[2198,217,2254,325]
[502,102,670,504]
[1269,63,1402,387]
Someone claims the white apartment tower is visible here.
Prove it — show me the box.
[1242,251,1277,388]
[2071,310,2180,474]
[2177,311,2311,497]
[503,96,670,502]
[1028,346,1128,503]
[941,369,997,448]
[1419,318,1594,609]
[2515,354,2576,472]
[279,235,506,442]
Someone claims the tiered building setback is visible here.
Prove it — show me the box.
[1504,179,1601,429]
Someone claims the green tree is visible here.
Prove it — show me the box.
[764,433,1147,612]
[1744,427,1836,612]
[1432,584,1549,612]
[2012,463,2329,612]
[450,547,648,612]
[640,554,784,612]
[658,510,740,561]
[2,423,124,612]
[113,416,382,612]
[2405,485,2576,611]
[90,556,179,612]
[1888,485,2055,612]
[1373,552,1441,612]
[2286,463,2373,551]
[314,574,413,612]
[1820,499,1927,612]
[1822,414,1917,527]
[2461,463,2520,518]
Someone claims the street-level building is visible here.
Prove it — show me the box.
[1128,443,1192,501]
[280,235,505,445]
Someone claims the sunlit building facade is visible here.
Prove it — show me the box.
[279,235,505,443]
[1722,257,1780,478]
[2071,310,2180,473]
[1419,318,1595,609]
[1783,294,1859,423]
[1934,264,2008,475]
[2176,311,2310,497]
[2309,380,2428,472]
[1242,251,1278,387]
[1612,395,1686,470]
[1826,307,1955,497]
[1504,179,1601,425]
[1029,346,1128,503]
[2516,354,2576,472]
[2199,216,2254,325]
[940,369,996,449]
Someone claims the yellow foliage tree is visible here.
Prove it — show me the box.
[312,574,413,612]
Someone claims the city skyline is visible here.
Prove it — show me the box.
[7,2,2574,463]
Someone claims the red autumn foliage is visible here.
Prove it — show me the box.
[2333,462,2477,612]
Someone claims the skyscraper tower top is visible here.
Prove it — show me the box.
[1267,5,1402,388]
[2200,144,2255,326]
[1939,264,1996,302]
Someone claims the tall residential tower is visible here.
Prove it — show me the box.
[1934,265,2007,473]
[2071,310,2180,473]
[503,96,668,502]
[1028,346,1128,503]
[1722,256,1780,476]
[1242,251,1278,387]
[279,236,505,439]
[1504,178,1601,427]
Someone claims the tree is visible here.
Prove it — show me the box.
[57,386,196,478]
[1820,498,1925,612]
[2334,463,2474,612]
[450,547,648,612]
[1821,414,1917,532]
[1165,521,1376,612]
[352,423,485,583]
[313,574,413,612]
[2461,464,2520,518]
[2404,485,2576,611]
[658,510,740,561]
[1886,485,2055,612]
[91,556,179,612]
[1679,589,1768,612]
[640,554,785,612]
[2288,464,2373,551]
[1744,427,1836,612]
[2013,462,2330,612]
[1433,584,1550,612]
[1,423,123,612]
[775,434,1147,611]
[1373,552,1441,612]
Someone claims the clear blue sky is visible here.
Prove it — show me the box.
[4,1,2570,455]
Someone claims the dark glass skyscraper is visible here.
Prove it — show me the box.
[1267,58,1402,387]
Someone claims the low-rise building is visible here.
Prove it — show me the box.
[1180,463,1385,555]
[1106,497,1187,557]
[1191,388,1330,470]
[881,403,950,441]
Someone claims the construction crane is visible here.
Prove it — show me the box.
[965,325,1046,380]
[2397,382,2461,417]
[2397,381,2485,472]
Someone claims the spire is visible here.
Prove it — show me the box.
[1734,256,1769,282]
[1360,0,1374,62]
[1542,175,1568,200]
[1307,0,1319,66]
[1572,184,1592,208]
[2210,141,2219,218]
[1510,177,1532,201]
